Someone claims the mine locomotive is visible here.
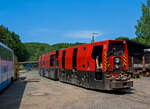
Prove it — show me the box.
[39,40,133,90]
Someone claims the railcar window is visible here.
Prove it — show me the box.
[62,51,66,69]
[8,51,10,61]
[0,45,2,58]
[5,49,8,60]
[11,52,13,61]
[108,43,124,56]
[50,55,55,66]
[92,46,103,80]
[0,47,12,61]
[92,45,103,70]
[73,48,78,70]
[1,47,3,59]
[4,48,6,60]
[8,50,10,61]
[6,48,8,60]
[3,48,5,60]
[4,48,7,60]
[92,46,103,62]
[10,52,13,61]
[56,50,59,67]
[1,47,4,60]
[56,50,59,58]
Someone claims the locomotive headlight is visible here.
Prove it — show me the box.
[114,58,120,64]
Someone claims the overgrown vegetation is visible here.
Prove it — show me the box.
[135,0,150,45]
[24,42,52,61]
[0,25,84,61]
[116,0,150,44]
[115,37,130,40]
[24,42,84,61]
[0,25,29,61]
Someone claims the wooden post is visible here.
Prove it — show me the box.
[142,55,146,71]
[131,56,134,70]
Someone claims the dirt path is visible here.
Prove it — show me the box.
[0,71,150,109]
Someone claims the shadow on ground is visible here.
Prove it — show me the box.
[60,80,135,95]
[0,78,27,109]
[90,88,135,95]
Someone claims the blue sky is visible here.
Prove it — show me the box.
[0,0,146,44]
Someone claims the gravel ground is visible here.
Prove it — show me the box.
[0,71,150,109]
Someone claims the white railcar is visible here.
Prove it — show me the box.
[0,42,14,92]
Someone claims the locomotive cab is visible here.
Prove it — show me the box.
[107,41,126,76]
[103,41,133,90]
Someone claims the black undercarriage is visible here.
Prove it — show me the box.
[39,68,133,90]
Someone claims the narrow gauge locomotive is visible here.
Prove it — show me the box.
[39,40,133,90]
[0,42,14,92]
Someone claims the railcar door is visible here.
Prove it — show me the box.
[55,50,59,67]
[62,51,66,69]
[73,48,78,70]
[55,50,59,79]
[90,45,104,89]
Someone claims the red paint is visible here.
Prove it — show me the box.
[39,40,128,77]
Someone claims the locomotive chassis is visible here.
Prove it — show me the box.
[39,40,133,90]
[39,68,133,90]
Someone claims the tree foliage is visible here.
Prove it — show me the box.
[0,25,84,62]
[0,25,29,61]
[135,0,150,45]
[24,42,52,61]
[24,42,84,61]
[115,36,129,40]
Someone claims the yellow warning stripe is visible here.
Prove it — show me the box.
[104,53,110,72]
[104,53,107,72]
[123,56,127,66]
[107,57,110,68]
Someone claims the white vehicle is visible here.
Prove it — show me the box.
[0,42,14,92]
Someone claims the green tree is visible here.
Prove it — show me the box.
[115,36,129,40]
[135,0,150,45]
[0,25,29,61]
[24,42,84,61]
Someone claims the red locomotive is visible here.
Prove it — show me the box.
[39,40,133,90]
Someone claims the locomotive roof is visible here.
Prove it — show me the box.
[40,40,124,57]
[0,42,14,52]
[58,40,123,50]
